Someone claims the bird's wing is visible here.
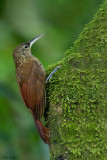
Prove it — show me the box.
[17,61,46,119]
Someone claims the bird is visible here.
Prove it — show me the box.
[13,34,50,144]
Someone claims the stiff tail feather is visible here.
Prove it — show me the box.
[31,111,50,144]
[35,120,50,144]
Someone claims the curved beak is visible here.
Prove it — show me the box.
[30,34,45,47]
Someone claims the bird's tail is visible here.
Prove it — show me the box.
[35,120,50,144]
[31,111,50,144]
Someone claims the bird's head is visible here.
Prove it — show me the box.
[13,34,44,57]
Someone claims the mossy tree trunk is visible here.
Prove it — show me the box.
[46,1,107,159]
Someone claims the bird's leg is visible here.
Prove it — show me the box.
[46,66,61,83]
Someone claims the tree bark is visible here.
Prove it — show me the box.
[46,1,107,159]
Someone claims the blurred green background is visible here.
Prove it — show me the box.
[0,0,102,159]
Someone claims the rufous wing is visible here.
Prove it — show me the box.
[16,60,49,144]
[17,63,46,120]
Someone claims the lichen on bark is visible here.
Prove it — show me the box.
[46,1,107,159]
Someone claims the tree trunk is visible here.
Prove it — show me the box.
[46,1,107,159]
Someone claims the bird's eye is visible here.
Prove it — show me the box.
[24,44,29,48]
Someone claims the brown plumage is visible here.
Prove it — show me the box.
[13,35,50,144]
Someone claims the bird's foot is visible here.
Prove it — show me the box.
[46,66,61,83]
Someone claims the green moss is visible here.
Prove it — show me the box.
[46,1,107,159]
